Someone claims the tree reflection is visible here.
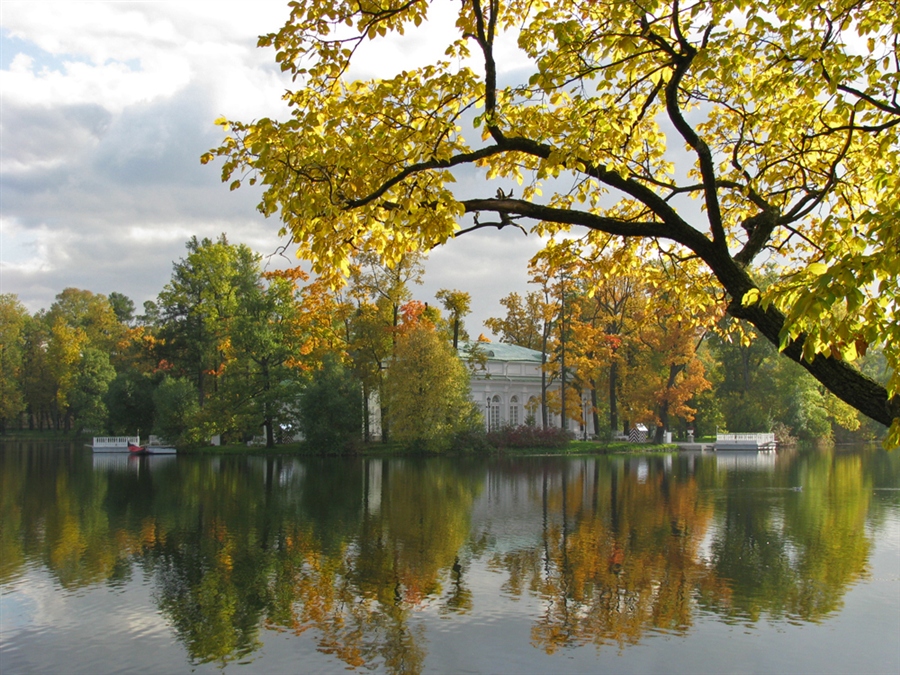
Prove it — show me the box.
[0,444,894,670]
[489,458,721,653]
[263,460,480,673]
[706,449,873,622]
[0,445,127,589]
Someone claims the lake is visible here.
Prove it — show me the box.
[1,441,898,674]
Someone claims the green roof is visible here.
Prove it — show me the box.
[458,341,543,363]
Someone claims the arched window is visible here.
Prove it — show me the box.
[489,395,502,431]
[525,396,540,426]
[509,396,520,427]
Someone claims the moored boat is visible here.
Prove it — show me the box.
[90,436,177,454]
[90,436,140,452]
[714,432,777,451]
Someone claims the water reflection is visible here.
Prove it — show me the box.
[0,443,897,673]
[484,457,721,653]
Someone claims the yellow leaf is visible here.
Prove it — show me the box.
[741,288,760,306]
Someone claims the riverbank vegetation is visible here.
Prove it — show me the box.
[0,232,888,452]
[102,436,674,457]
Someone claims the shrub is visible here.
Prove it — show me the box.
[448,427,492,453]
[772,421,798,448]
[486,424,573,450]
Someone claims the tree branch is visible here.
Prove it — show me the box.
[663,44,727,248]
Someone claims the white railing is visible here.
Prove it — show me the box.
[92,436,140,447]
[716,433,776,443]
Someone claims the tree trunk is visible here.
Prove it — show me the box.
[540,325,549,429]
[363,382,370,443]
[590,381,600,439]
[262,361,275,448]
[609,361,618,434]
[654,362,683,443]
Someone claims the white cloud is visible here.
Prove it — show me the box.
[0,0,541,333]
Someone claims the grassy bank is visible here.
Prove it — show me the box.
[532,440,677,455]
[183,439,677,456]
[1,430,89,442]
[2,431,675,456]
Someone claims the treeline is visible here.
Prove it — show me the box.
[485,240,888,444]
[0,236,478,450]
[0,236,887,447]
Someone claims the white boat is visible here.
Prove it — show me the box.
[89,436,139,452]
[89,436,177,454]
[714,433,777,451]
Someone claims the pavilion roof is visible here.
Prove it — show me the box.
[459,342,543,363]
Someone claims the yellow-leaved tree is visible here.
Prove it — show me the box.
[385,319,479,451]
[206,0,899,445]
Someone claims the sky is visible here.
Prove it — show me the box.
[0,0,544,336]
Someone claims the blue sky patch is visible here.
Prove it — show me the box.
[1,29,85,71]
[0,29,139,72]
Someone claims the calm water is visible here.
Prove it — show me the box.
[1,442,898,674]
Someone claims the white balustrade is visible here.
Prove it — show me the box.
[92,436,140,447]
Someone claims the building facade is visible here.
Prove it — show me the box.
[462,342,595,438]
[364,342,597,441]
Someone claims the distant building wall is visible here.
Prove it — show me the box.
[462,342,595,437]
[363,342,596,441]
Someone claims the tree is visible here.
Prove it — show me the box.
[350,249,425,337]
[67,348,116,435]
[347,298,394,442]
[20,313,55,430]
[45,287,124,355]
[564,260,639,436]
[435,289,471,349]
[152,376,200,445]
[0,295,28,432]
[709,323,861,441]
[156,235,261,407]
[297,354,362,450]
[107,292,135,326]
[105,369,156,436]
[155,241,340,446]
[222,270,309,447]
[345,250,426,442]
[485,291,545,351]
[208,0,899,445]
[25,289,124,432]
[384,323,479,450]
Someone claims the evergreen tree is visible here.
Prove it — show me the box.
[297,355,362,451]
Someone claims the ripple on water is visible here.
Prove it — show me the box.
[1,565,177,675]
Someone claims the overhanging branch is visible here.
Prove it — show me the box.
[459,197,710,252]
